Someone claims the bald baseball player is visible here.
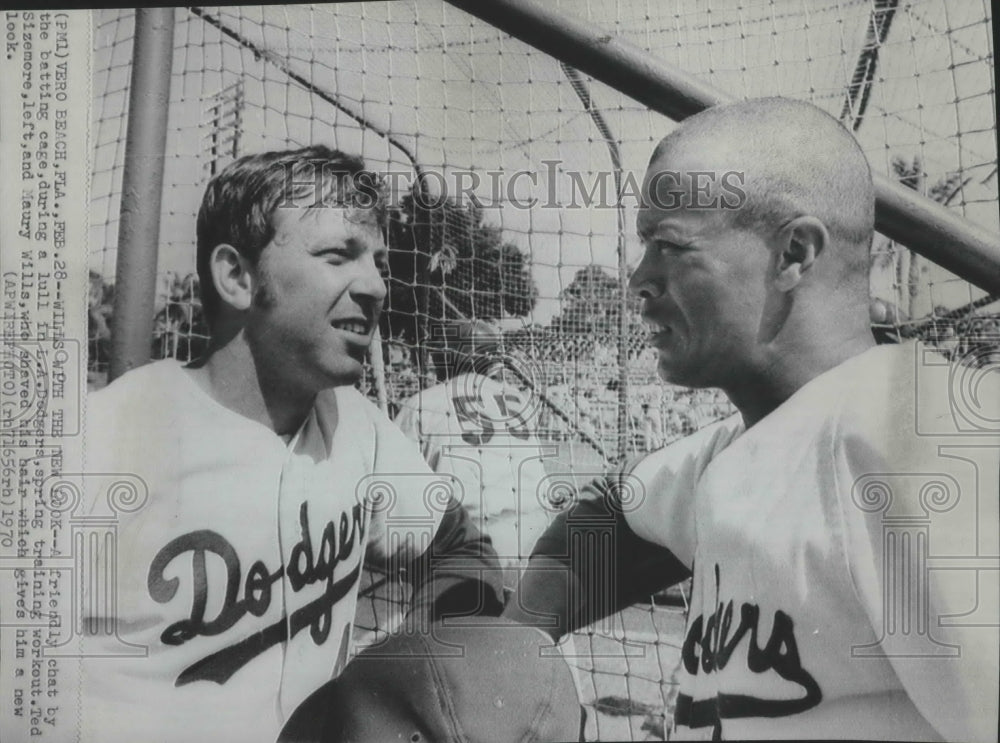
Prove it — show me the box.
[504,98,999,741]
[395,319,552,590]
[79,147,505,742]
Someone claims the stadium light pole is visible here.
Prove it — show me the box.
[443,0,1000,296]
[839,0,900,131]
[109,7,175,382]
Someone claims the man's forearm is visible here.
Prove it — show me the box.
[504,480,690,639]
[402,498,506,621]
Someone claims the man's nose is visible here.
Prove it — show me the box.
[628,255,661,300]
[354,252,388,303]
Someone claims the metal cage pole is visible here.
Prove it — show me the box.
[109,8,175,381]
[443,0,1000,296]
[561,63,631,463]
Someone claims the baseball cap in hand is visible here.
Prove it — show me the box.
[279,617,584,743]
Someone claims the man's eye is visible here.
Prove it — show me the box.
[318,251,348,264]
[654,241,686,254]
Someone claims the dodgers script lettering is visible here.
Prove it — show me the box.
[675,565,822,735]
[147,501,369,686]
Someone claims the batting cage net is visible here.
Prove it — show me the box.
[89,2,996,739]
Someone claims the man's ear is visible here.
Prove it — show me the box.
[773,216,828,292]
[209,244,254,312]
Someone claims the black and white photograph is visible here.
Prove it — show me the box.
[1,2,997,741]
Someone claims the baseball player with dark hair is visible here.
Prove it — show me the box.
[395,319,553,590]
[504,98,999,741]
[79,146,513,742]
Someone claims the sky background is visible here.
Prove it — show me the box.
[89,0,997,325]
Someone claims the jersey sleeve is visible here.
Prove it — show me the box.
[623,414,744,567]
[507,414,744,638]
[353,390,505,615]
[322,388,439,566]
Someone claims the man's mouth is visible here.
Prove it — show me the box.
[331,319,371,336]
[643,317,670,336]
[641,317,674,350]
